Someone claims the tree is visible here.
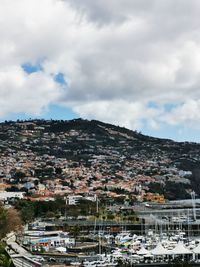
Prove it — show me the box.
[0,243,12,267]
[20,206,34,223]
[14,199,35,223]
[46,211,56,218]
[55,167,62,175]
[0,203,7,239]
[69,225,80,245]
[0,204,23,239]
[107,213,115,220]
[0,254,12,267]
[6,208,23,234]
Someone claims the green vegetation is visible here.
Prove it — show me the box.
[0,204,7,239]
[14,198,97,221]
[0,204,22,267]
[14,198,65,222]
[148,181,190,200]
[164,181,190,200]
[13,197,138,225]
[0,253,12,267]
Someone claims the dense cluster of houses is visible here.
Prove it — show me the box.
[0,119,196,204]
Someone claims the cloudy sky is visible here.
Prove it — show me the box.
[1,0,200,141]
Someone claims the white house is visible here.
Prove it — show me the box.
[0,191,25,201]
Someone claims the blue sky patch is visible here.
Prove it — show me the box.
[147,101,159,109]
[54,72,67,85]
[0,104,78,123]
[22,62,43,74]
[164,103,177,112]
[44,104,77,120]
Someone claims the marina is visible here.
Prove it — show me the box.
[7,227,200,266]
[6,199,200,266]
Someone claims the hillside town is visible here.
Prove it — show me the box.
[0,119,199,205]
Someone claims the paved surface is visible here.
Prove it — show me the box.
[6,233,32,257]
[6,232,44,266]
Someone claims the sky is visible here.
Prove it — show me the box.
[1,0,200,142]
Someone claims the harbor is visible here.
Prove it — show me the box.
[6,199,200,266]
[7,226,200,266]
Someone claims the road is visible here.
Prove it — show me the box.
[5,232,44,267]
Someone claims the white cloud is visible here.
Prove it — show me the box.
[71,100,161,130]
[163,100,200,127]
[0,0,200,131]
[0,66,62,116]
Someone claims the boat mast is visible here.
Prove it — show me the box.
[191,191,196,221]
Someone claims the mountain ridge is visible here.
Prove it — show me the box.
[0,118,200,200]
